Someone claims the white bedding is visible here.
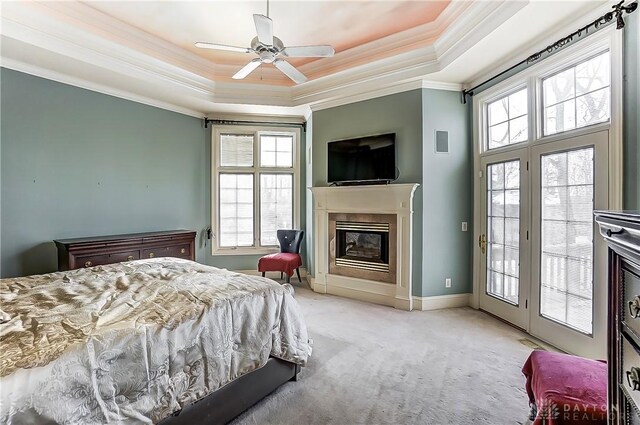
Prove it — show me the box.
[0,258,311,424]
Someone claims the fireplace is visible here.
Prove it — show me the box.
[329,213,396,284]
[335,222,390,272]
[311,184,419,310]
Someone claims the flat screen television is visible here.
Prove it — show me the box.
[327,133,396,185]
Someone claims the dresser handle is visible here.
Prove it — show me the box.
[127,256,134,261]
[180,248,186,254]
[606,227,624,237]
[629,297,640,319]
[149,252,155,258]
[627,367,640,391]
[84,261,93,268]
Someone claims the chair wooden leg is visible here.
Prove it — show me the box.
[280,272,283,279]
[285,274,290,284]
[296,268,302,282]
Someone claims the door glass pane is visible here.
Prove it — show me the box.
[219,173,254,247]
[486,160,520,304]
[540,147,594,334]
[260,173,293,246]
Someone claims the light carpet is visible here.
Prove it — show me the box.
[233,281,534,425]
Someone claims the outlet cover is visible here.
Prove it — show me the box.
[445,278,452,288]
[461,222,468,231]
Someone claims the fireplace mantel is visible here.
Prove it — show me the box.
[310,184,419,311]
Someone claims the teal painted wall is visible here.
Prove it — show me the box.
[0,69,307,278]
[624,12,640,210]
[311,90,425,295]
[421,89,472,296]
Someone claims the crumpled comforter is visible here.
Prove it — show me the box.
[0,258,312,424]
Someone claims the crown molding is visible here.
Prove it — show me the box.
[1,57,205,118]
[0,0,525,117]
[434,0,528,69]
[464,0,611,90]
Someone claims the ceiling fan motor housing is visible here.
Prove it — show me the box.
[251,36,284,63]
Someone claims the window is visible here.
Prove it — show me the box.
[486,88,528,150]
[213,127,298,254]
[542,51,610,136]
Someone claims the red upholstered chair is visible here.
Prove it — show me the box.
[258,230,304,283]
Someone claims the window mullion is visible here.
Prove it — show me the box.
[254,131,260,248]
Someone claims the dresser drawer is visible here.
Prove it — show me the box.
[623,262,640,341]
[76,250,140,268]
[166,244,191,259]
[141,245,190,260]
[108,250,140,263]
[622,337,640,412]
[75,255,110,268]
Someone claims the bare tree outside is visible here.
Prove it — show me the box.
[543,52,610,135]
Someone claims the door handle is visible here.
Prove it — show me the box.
[478,234,487,254]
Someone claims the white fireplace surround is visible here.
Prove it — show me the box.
[310,184,419,311]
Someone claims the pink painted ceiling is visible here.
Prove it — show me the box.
[86,1,451,70]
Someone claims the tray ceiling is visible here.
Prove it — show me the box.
[87,1,450,69]
[0,0,611,117]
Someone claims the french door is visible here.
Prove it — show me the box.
[479,131,608,358]
[529,131,608,358]
[479,149,530,330]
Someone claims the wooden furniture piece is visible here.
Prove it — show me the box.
[595,211,640,424]
[258,229,304,283]
[54,230,196,271]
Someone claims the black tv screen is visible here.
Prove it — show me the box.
[327,133,396,184]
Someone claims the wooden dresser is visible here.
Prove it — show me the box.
[54,230,196,271]
[595,211,640,424]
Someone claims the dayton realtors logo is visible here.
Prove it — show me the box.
[537,399,560,420]
[536,398,608,422]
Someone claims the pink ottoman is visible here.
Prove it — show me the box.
[522,350,607,424]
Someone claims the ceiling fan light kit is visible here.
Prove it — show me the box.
[195,7,334,84]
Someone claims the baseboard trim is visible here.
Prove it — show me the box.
[412,293,472,311]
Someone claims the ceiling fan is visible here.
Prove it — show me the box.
[194,2,334,84]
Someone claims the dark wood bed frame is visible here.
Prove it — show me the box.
[160,358,300,425]
[54,231,304,425]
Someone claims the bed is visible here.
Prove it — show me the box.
[0,257,312,424]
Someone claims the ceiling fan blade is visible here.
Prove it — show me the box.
[253,14,273,45]
[281,45,335,58]
[195,42,252,53]
[273,59,307,84]
[232,59,262,80]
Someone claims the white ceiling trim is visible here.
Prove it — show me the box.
[0,0,526,117]
[463,0,614,90]
[1,57,204,118]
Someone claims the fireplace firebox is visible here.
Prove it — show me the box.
[335,222,389,272]
[328,213,397,284]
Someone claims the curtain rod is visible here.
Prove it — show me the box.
[460,0,638,104]
[203,118,306,132]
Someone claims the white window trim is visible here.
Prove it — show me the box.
[211,125,301,256]
[471,26,624,309]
